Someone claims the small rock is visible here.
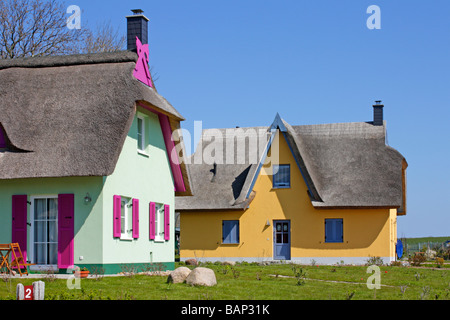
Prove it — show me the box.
[222,261,236,266]
[167,267,191,284]
[186,267,217,287]
[185,259,198,266]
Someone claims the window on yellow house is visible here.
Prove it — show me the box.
[325,219,343,243]
[222,220,239,244]
[273,164,290,188]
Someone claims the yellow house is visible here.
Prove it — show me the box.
[176,104,407,265]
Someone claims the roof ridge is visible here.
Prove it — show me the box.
[0,50,137,70]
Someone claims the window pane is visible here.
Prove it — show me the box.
[48,220,57,243]
[48,198,58,219]
[274,165,290,187]
[34,221,45,242]
[34,243,46,265]
[283,233,289,243]
[48,243,58,265]
[35,199,46,220]
[276,234,282,244]
[137,118,144,150]
[121,200,126,234]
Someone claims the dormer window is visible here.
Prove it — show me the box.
[137,114,148,155]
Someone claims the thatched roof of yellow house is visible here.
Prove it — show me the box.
[176,112,407,213]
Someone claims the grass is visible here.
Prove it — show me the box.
[404,236,449,245]
[0,262,449,300]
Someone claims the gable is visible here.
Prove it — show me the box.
[247,130,313,207]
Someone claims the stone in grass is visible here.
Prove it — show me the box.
[167,267,191,284]
[185,267,217,287]
[185,259,198,266]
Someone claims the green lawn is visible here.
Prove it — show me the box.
[1,262,449,300]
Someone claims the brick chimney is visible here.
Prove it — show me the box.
[126,9,149,52]
[373,101,384,126]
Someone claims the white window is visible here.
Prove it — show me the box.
[154,204,165,242]
[137,115,146,152]
[120,197,133,239]
[30,196,58,266]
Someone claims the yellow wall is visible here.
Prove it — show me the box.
[180,131,399,264]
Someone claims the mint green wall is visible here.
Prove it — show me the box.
[0,108,176,273]
[0,176,103,266]
[101,108,175,267]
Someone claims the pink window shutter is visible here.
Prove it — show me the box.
[58,194,74,269]
[149,202,155,240]
[132,199,139,239]
[12,195,28,262]
[164,204,170,241]
[113,195,121,238]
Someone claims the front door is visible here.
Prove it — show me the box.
[273,220,290,260]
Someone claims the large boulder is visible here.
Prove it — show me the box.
[185,267,217,287]
[167,267,191,284]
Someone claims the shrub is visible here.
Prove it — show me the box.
[409,253,426,266]
[366,256,384,266]
[390,260,403,267]
[291,265,307,286]
[436,257,444,268]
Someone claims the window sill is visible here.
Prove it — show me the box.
[120,236,134,241]
[221,242,239,246]
[272,186,291,189]
[137,150,149,157]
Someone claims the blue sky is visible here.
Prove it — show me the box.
[70,0,449,238]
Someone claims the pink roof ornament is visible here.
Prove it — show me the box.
[133,37,153,87]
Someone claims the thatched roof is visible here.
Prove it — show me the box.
[0,51,186,181]
[175,114,407,212]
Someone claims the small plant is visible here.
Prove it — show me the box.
[140,262,165,273]
[415,272,426,281]
[231,267,240,279]
[291,265,307,286]
[390,260,403,267]
[345,291,355,300]
[436,257,444,268]
[91,266,105,281]
[366,256,384,266]
[222,265,230,275]
[120,264,137,277]
[420,286,431,300]
[400,285,408,296]
[43,268,57,282]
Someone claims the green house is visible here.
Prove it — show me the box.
[0,14,191,275]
